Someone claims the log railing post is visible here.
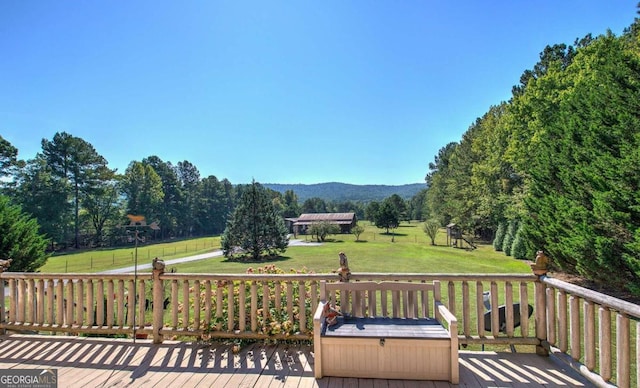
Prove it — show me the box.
[0,260,9,334]
[152,258,165,344]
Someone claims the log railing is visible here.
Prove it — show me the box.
[2,266,639,386]
[540,275,640,388]
[1,268,538,346]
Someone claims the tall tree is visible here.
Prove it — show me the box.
[41,132,112,248]
[82,166,121,246]
[221,180,288,261]
[177,160,201,236]
[0,135,18,179]
[143,156,182,238]
[200,175,229,234]
[282,189,301,218]
[121,161,164,222]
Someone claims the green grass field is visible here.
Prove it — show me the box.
[39,222,531,275]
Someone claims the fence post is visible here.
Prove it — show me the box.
[152,258,166,344]
[531,250,550,356]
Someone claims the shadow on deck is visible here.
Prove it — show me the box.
[0,334,595,387]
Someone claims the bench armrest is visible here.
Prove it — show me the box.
[314,301,327,323]
[313,301,327,379]
[436,301,458,335]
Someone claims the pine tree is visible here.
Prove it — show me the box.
[221,180,288,261]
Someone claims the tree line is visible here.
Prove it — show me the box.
[0,133,419,268]
[422,13,640,294]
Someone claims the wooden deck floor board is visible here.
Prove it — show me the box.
[0,334,596,387]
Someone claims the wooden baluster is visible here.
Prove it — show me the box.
[184,280,191,330]
[298,281,306,333]
[476,281,484,336]
[216,281,223,331]
[274,282,282,312]
[545,286,556,345]
[205,280,212,330]
[490,281,499,336]
[569,295,580,360]
[95,279,105,327]
[286,281,294,327]
[67,280,75,327]
[137,279,145,329]
[505,282,514,337]
[558,290,568,352]
[598,306,611,382]
[9,279,17,323]
[26,279,35,323]
[615,313,630,388]
[194,280,201,331]
[262,281,269,327]
[310,281,318,317]
[250,281,257,332]
[462,281,470,337]
[583,300,595,370]
[172,279,179,329]
[46,279,54,326]
[117,279,124,326]
[238,280,246,332]
[76,279,84,326]
[519,282,529,337]
[74,279,83,325]
[107,280,114,328]
[447,281,456,317]
[227,280,234,332]
[36,279,45,325]
[127,280,135,327]
[86,279,94,327]
[17,279,26,323]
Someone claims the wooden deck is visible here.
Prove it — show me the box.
[0,334,595,387]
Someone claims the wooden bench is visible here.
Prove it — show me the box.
[313,280,458,383]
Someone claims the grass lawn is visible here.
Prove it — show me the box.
[40,236,221,273]
[165,221,531,274]
[38,221,531,275]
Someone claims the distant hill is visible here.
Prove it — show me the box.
[264,182,425,203]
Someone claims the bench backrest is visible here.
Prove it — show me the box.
[320,280,441,319]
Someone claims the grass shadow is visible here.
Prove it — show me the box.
[222,255,292,263]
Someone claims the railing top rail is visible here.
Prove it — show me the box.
[0,272,152,281]
[1,271,536,283]
[542,275,640,318]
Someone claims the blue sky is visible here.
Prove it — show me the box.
[1,2,636,185]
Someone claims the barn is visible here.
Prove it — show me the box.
[291,212,357,235]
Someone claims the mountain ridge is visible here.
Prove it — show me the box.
[264,182,425,203]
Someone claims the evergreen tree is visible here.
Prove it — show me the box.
[502,220,518,256]
[0,195,49,272]
[493,222,507,251]
[221,180,288,261]
[511,225,529,260]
